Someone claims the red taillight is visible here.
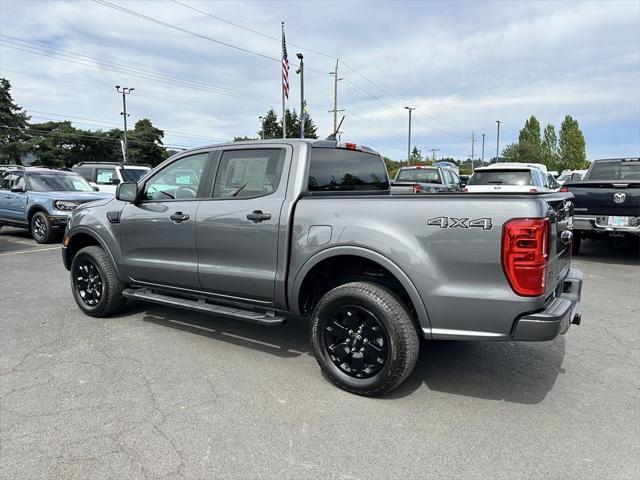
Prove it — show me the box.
[529,188,538,192]
[559,186,568,192]
[501,218,549,297]
[412,183,422,194]
[345,142,356,150]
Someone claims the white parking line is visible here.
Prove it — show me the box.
[0,246,61,256]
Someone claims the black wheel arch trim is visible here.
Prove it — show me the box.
[63,226,124,280]
[290,245,432,338]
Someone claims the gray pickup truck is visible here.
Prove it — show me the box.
[62,139,582,396]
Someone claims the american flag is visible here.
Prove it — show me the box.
[281,23,289,100]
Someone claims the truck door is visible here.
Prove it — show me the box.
[196,146,291,302]
[119,152,211,289]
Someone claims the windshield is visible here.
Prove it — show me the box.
[395,169,441,184]
[121,168,149,182]
[468,170,532,186]
[587,160,640,180]
[28,173,94,192]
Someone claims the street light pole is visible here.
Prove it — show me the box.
[116,86,134,164]
[404,106,416,164]
[481,133,485,164]
[496,120,501,163]
[258,116,264,139]
[296,53,304,139]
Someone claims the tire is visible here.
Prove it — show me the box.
[572,232,582,255]
[70,246,126,317]
[30,211,56,244]
[310,281,419,397]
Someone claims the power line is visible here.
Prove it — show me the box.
[169,0,473,133]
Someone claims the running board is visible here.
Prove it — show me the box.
[122,288,285,326]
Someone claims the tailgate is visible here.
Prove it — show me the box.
[545,196,573,296]
[390,182,416,194]
[568,181,640,216]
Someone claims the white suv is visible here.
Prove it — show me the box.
[466,164,556,193]
[72,162,151,194]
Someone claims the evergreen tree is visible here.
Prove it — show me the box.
[517,115,542,163]
[128,118,168,166]
[559,115,587,170]
[260,109,281,139]
[409,146,422,165]
[0,78,30,164]
[541,124,560,170]
[501,143,520,162]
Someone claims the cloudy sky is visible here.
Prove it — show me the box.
[1,0,638,160]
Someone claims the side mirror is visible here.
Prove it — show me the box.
[93,185,100,191]
[10,185,25,193]
[111,177,121,185]
[116,182,138,202]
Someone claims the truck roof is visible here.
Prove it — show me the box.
[194,138,380,156]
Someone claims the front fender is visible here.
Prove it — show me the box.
[289,245,432,337]
[63,225,126,282]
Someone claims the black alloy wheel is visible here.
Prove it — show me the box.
[324,305,390,379]
[73,259,104,307]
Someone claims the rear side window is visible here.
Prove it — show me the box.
[308,149,389,192]
[213,149,284,199]
[469,170,532,186]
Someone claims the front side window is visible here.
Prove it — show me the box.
[308,149,389,192]
[96,168,118,185]
[28,173,94,192]
[213,149,284,199]
[142,153,208,201]
[121,168,149,182]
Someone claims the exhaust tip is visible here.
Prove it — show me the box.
[572,313,582,326]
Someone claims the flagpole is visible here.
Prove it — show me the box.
[281,21,286,139]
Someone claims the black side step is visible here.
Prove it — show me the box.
[122,288,285,326]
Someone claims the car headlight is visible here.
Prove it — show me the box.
[54,200,80,211]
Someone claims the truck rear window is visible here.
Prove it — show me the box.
[396,169,441,184]
[308,149,389,192]
[469,170,531,186]
[587,160,640,180]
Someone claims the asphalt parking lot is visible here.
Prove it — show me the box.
[1,227,638,480]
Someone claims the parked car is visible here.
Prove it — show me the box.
[562,157,639,253]
[72,162,151,194]
[0,167,112,243]
[557,170,586,185]
[390,165,462,194]
[62,139,582,396]
[433,160,459,175]
[466,164,555,193]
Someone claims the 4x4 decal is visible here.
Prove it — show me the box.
[427,216,493,230]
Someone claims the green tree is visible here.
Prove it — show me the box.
[501,143,520,162]
[409,146,422,165]
[26,121,85,167]
[0,78,30,164]
[383,156,402,179]
[128,118,168,166]
[558,115,587,170]
[541,124,560,170]
[261,108,281,139]
[517,115,542,163]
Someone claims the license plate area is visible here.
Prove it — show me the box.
[607,216,629,227]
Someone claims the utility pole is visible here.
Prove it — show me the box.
[428,148,440,163]
[258,116,263,139]
[404,106,416,164]
[115,85,134,164]
[296,53,304,139]
[470,130,475,168]
[481,133,485,165]
[328,59,343,135]
[496,120,501,162]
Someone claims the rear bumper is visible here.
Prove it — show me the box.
[573,214,640,235]
[512,269,583,341]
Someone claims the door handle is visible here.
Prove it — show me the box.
[246,210,271,223]
[169,212,189,223]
